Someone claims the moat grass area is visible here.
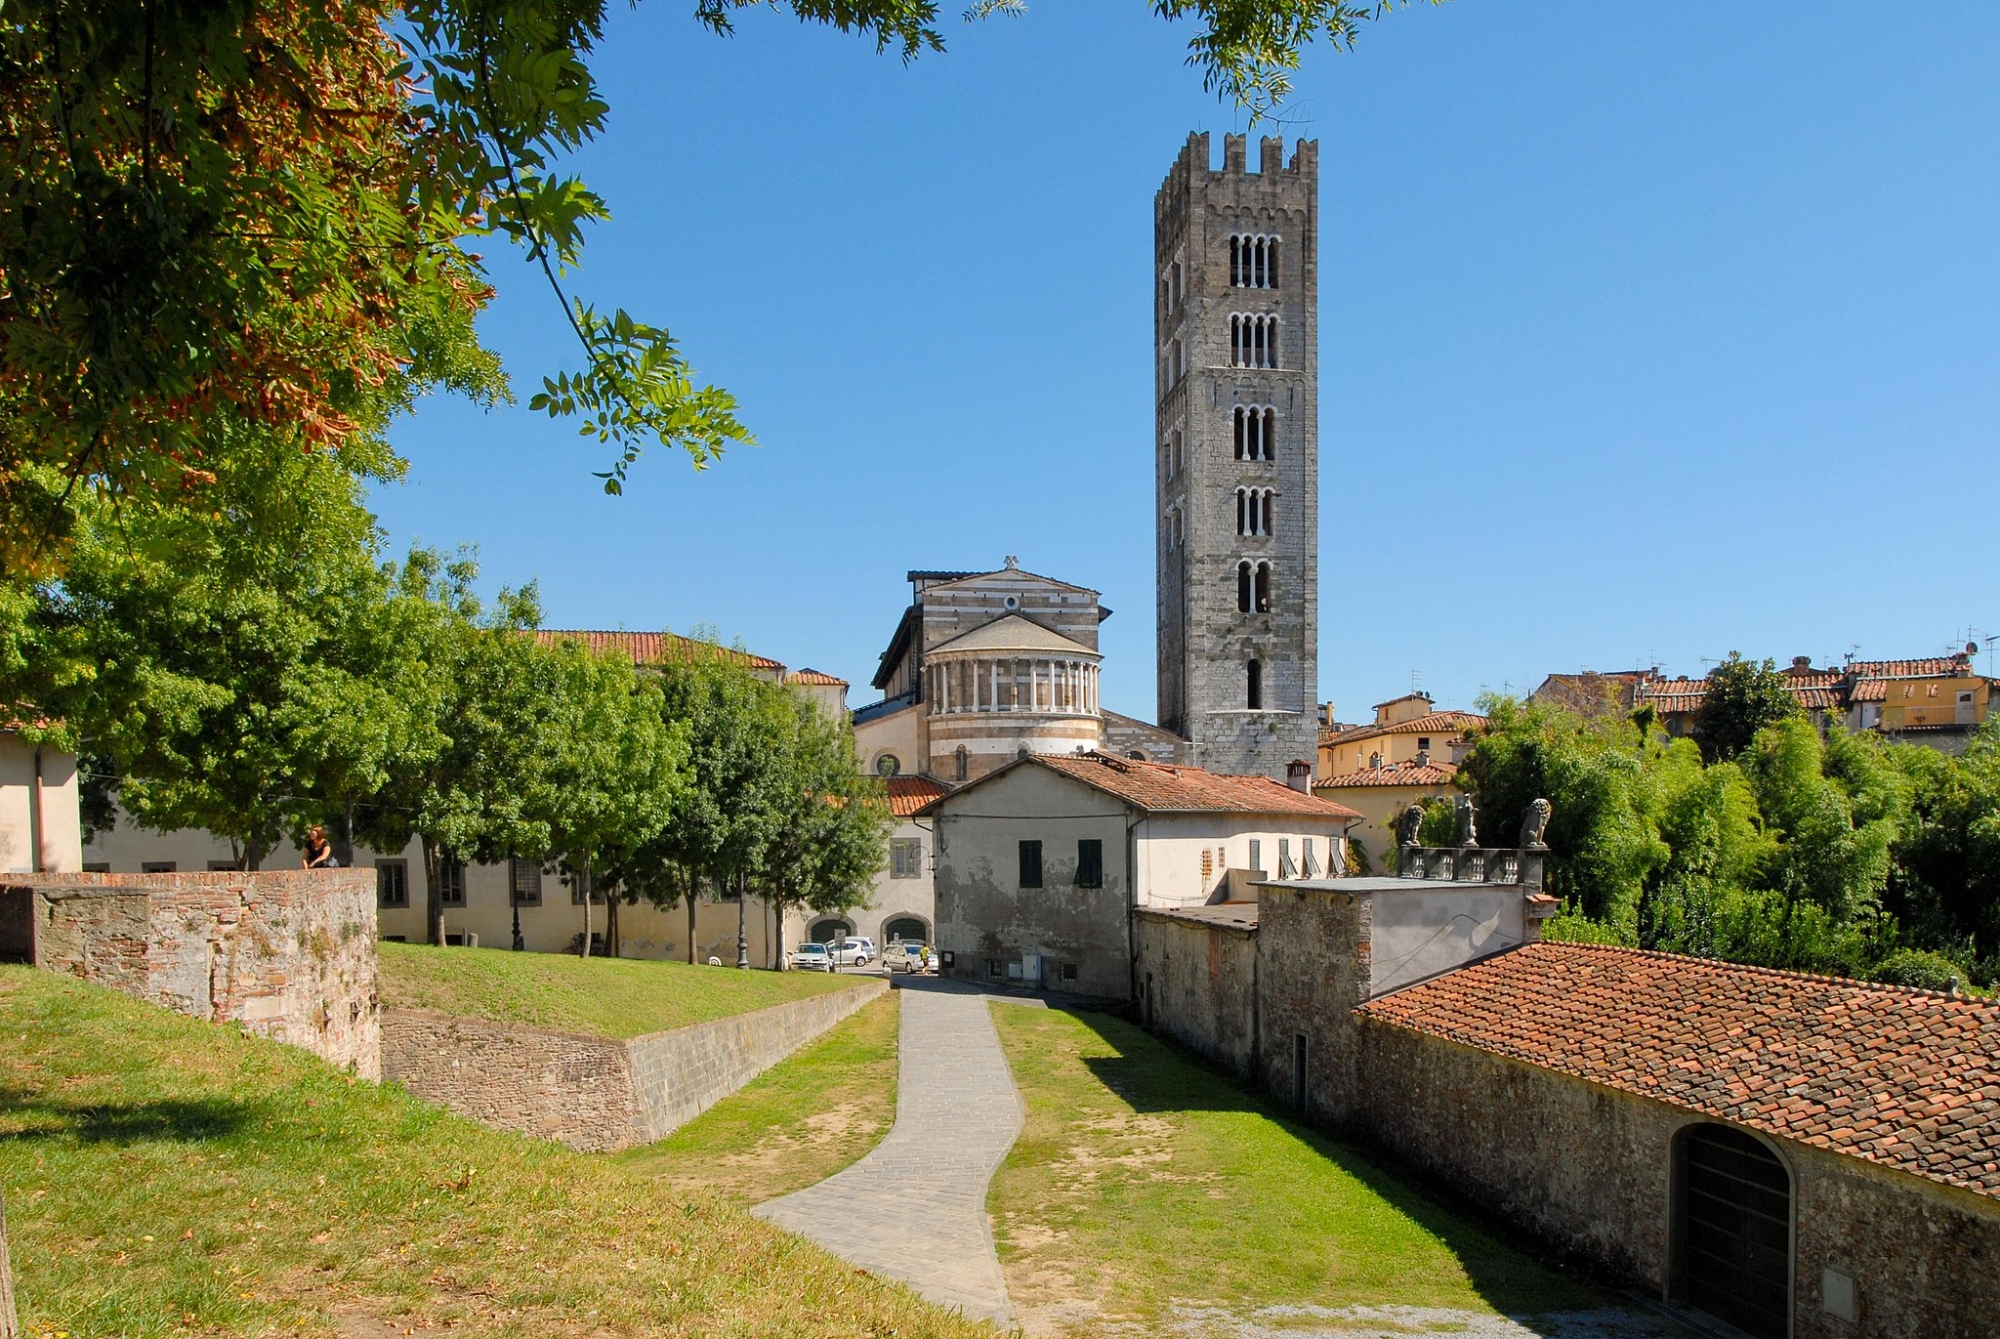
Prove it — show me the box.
[988,1005,1608,1336]
[378,939,862,1038]
[614,990,900,1202]
[0,967,983,1339]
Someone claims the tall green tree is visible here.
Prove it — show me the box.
[1694,652,1804,762]
[531,638,688,957]
[754,691,889,969]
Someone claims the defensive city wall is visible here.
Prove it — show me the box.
[1135,828,2000,1339]
[0,869,380,1077]
[381,978,885,1152]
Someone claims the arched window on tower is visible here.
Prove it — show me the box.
[1237,561,1253,613]
[1258,408,1275,461]
[1247,659,1263,709]
[955,746,969,782]
[1254,561,1272,613]
[1260,490,1274,536]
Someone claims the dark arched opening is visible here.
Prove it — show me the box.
[809,919,852,945]
[1247,659,1263,710]
[1672,1124,1792,1339]
[883,915,929,945]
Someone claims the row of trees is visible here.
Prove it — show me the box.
[1445,683,2000,993]
[2,455,887,964]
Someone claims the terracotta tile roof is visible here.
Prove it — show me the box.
[1635,677,1708,714]
[785,668,848,686]
[1360,942,2000,1198]
[999,751,1362,819]
[1851,678,1890,703]
[1318,760,1459,789]
[534,630,784,671]
[1317,711,1485,748]
[1848,656,1974,680]
[884,775,951,818]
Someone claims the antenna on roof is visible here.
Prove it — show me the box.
[1410,668,1422,694]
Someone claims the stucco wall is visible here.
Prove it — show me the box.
[932,764,1135,999]
[383,979,884,1152]
[2,870,380,1077]
[1133,911,1257,1073]
[0,735,82,875]
[1132,811,1347,907]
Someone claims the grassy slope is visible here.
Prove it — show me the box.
[378,941,862,1039]
[613,991,900,1203]
[988,1005,1606,1335]
[0,968,984,1339]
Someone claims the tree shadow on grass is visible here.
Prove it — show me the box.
[0,1087,259,1145]
[1056,1007,1608,1317]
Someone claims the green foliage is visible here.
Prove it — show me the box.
[1693,652,1804,762]
[1869,948,1968,994]
[1459,697,1997,985]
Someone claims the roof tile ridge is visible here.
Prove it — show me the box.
[1544,940,1995,1004]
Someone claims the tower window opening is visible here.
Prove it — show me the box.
[1229,234,1281,290]
[1230,315,1278,369]
[1247,658,1263,709]
[1259,408,1275,460]
[1237,561,1253,613]
[1260,490,1274,536]
[1254,561,1272,613]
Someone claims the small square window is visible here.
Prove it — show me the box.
[1060,962,1078,982]
[891,838,923,879]
[376,860,409,909]
[1416,737,1431,751]
[140,861,177,874]
[206,860,238,872]
[82,862,111,874]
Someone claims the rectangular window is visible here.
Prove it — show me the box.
[140,861,177,874]
[82,862,110,873]
[1249,839,1263,873]
[1301,838,1319,880]
[569,868,603,905]
[509,857,542,906]
[985,958,1003,978]
[891,838,923,879]
[1018,840,1043,888]
[1076,838,1103,889]
[376,860,409,909]
[1201,848,1213,880]
[1060,961,1078,982]
[206,860,238,872]
[438,857,467,907]
[1279,838,1297,880]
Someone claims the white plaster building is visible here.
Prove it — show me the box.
[1,723,82,874]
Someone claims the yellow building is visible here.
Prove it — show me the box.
[1313,757,1460,874]
[1317,693,1485,780]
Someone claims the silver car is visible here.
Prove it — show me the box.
[790,942,833,971]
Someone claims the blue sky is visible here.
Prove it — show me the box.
[376,1,2000,724]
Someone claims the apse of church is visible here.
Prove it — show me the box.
[1154,132,1321,779]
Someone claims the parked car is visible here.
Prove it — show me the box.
[790,942,832,971]
[889,943,928,973]
[830,937,873,967]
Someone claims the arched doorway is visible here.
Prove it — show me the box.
[883,915,929,946]
[1673,1124,1792,1339]
[810,919,852,945]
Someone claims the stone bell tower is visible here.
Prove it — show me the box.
[1154,131,1320,779]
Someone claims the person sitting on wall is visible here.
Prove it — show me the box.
[301,825,339,869]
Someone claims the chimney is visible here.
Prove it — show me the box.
[1416,750,1431,767]
[1792,656,1813,672]
[1286,760,1312,793]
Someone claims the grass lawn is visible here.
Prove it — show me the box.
[0,967,984,1339]
[378,940,865,1039]
[988,1005,1610,1336]
[613,991,899,1203]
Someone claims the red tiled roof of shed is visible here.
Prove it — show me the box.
[785,668,848,686]
[1318,760,1459,789]
[884,776,950,818]
[1030,751,1362,819]
[1359,942,2000,1198]
[534,630,784,671]
[1849,656,1973,680]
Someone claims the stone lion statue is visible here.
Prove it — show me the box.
[1454,793,1479,848]
[1396,802,1426,848]
[1519,797,1553,850]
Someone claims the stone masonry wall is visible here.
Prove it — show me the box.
[1,871,379,1078]
[1133,911,1257,1074]
[1353,1021,2000,1339]
[1252,881,1368,1120]
[383,978,885,1152]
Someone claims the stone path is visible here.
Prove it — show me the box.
[754,980,1029,1326]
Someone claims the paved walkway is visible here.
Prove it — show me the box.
[754,979,1028,1326]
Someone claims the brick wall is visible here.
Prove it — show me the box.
[1,871,379,1078]
[383,978,885,1152]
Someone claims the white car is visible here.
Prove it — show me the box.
[790,942,833,971]
[829,937,873,967]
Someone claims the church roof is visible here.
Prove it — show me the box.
[923,750,1360,820]
[533,630,784,672]
[926,613,1098,659]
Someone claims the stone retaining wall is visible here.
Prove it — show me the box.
[382,978,885,1151]
[0,870,379,1078]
